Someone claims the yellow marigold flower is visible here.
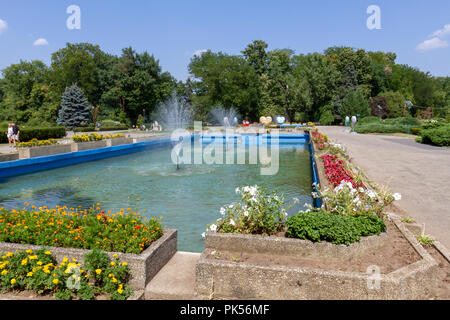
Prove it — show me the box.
[62,257,68,263]
[6,252,13,257]
[110,262,115,266]
[1,270,7,275]
[10,279,16,285]
[44,251,51,255]
[26,249,32,254]
[122,262,127,267]
[27,272,33,277]
[113,254,118,258]
[29,255,38,260]
[95,269,102,275]
[37,261,43,266]
[117,288,123,294]
[52,279,59,285]
[21,258,28,266]
[108,273,113,278]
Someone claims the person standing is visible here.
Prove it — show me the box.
[12,123,20,146]
[6,123,14,148]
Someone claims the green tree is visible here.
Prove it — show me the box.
[381,91,406,118]
[57,85,91,128]
[338,89,370,120]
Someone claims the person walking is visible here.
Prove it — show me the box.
[6,123,14,148]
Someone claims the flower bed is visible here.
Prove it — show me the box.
[17,138,58,148]
[72,133,125,143]
[0,248,133,300]
[0,205,162,254]
[321,154,363,188]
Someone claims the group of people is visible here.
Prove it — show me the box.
[6,123,20,148]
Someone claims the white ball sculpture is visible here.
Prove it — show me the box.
[276,116,286,125]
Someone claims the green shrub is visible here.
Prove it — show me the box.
[286,211,386,245]
[73,126,95,133]
[358,116,381,125]
[98,124,128,131]
[0,127,66,144]
[100,119,119,127]
[410,127,421,135]
[420,124,450,147]
[355,117,422,134]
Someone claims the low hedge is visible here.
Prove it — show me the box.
[0,127,66,144]
[420,124,450,147]
[355,123,421,134]
[286,211,386,245]
[73,125,128,132]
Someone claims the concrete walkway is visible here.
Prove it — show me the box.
[145,252,200,300]
[318,126,450,248]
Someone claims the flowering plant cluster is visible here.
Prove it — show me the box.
[0,204,162,254]
[72,133,125,142]
[311,130,329,150]
[17,138,58,148]
[320,180,400,217]
[0,248,133,300]
[204,186,296,236]
[321,154,363,189]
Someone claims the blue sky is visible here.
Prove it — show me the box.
[0,0,449,81]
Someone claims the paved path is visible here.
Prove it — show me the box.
[318,126,450,248]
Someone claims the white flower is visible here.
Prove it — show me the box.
[366,190,378,199]
[292,197,299,204]
[393,193,402,201]
[243,211,249,217]
[352,197,360,204]
[220,207,226,216]
[229,219,236,226]
[228,204,234,209]
[235,187,240,194]
[201,232,206,238]
[209,224,218,232]
[358,187,365,193]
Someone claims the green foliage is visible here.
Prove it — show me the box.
[57,85,92,128]
[338,89,370,119]
[358,116,381,125]
[355,117,423,134]
[381,91,406,118]
[319,105,334,125]
[286,211,386,245]
[420,124,450,146]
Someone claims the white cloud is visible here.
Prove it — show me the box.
[193,49,207,57]
[33,38,49,46]
[416,37,448,51]
[430,24,450,38]
[0,19,8,35]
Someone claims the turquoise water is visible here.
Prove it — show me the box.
[0,141,312,252]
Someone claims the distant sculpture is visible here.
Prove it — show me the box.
[223,117,231,127]
[152,121,162,132]
[260,116,272,126]
[351,116,357,132]
[345,116,350,127]
[275,116,286,125]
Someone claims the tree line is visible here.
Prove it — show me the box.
[0,41,448,128]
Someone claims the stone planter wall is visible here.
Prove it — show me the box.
[71,140,108,152]
[205,232,388,262]
[0,229,177,290]
[196,218,438,300]
[106,138,134,147]
[0,153,19,162]
[18,144,72,159]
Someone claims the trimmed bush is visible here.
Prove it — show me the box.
[73,126,95,133]
[420,124,450,147]
[0,127,66,144]
[358,116,381,125]
[286,211,386,245]
[98,124,128,131]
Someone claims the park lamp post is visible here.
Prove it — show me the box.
[405,100,413,135]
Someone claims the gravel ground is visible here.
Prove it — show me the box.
[318,126,450,248]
